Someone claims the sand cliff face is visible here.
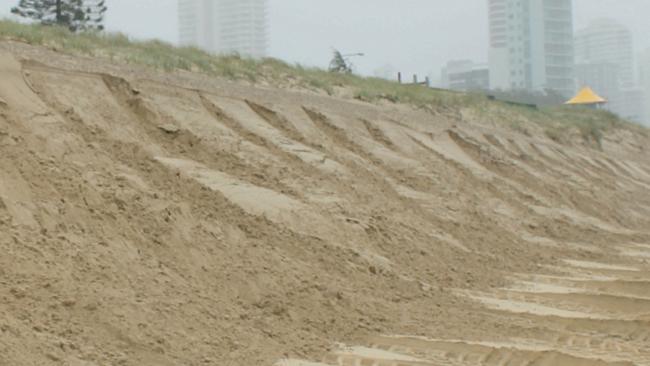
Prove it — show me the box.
[1,41,649,366]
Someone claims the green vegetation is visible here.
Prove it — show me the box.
[0,19,645,147]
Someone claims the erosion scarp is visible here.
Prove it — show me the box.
[0,40,649,366]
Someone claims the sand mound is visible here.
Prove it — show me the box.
[1,41,649,365]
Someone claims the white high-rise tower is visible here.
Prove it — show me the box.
[178,0,269,58]
[488,0,575,97]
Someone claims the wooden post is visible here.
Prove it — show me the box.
[397,72,402,84]
[56,0,63,25]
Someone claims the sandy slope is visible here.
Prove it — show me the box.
[0,41,649,366]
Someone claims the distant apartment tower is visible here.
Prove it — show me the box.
[441,60,490,91]
[488,0,575,97]
[638,49,650,126]
[178,0,268,58]
[575,19,643,122]
[575,19,634,87]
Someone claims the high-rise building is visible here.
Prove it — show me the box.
[575,19,643,123]
[178,0,269,58]
[639,49,650,126]
[575,19,635,88]
[488,0,575,97]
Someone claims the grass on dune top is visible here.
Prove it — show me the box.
[0,19,645,146]
[0,19,461,104]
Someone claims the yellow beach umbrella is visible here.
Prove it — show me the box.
[565,87,607,105]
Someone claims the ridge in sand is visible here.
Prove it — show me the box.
[0,38,649,366]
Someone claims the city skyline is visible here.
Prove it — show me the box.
[1,0,649,78]
[443,11,648,124]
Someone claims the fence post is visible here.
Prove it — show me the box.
[397,72,402,84]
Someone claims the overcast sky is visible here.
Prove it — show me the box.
[1,0,650,80]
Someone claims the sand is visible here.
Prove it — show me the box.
[1,40,649,365]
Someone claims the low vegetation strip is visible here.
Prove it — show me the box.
[0,19,646,147]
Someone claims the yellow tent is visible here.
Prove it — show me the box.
[565,87,607,106]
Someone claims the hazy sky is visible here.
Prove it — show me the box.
[1,0,650,80]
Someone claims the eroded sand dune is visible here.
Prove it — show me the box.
[1,41,649,365]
